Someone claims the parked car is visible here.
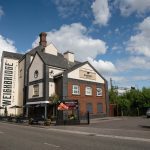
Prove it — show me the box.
[146,108,150,118]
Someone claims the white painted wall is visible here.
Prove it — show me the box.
[49,67,64,78]
[18,59,25,114]
[0,58,21,115]
[44,43,58,56]
[28,83,43,99]
[49,82,55,97]
[68,63,105,83]
[29,54,43,82]
[30,56,33,62]
[64,52,74,62]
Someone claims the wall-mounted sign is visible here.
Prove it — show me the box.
[1,59,18,107]
[79,70,96,80]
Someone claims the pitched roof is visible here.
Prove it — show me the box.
[62,61,107,82]
[2,51,23,60]
[38,51,80,69]
[27,45,44,55]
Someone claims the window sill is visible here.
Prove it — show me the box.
[32,95,39,97]
[72,94,80,96]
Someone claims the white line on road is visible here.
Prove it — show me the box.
[48,128,150,143]
[44,142,60,148]
[95,134,150,143]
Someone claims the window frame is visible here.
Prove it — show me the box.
[33,84,39,97]
[85,86,92,96]
[72,85,80,95]
[96,87,102,96]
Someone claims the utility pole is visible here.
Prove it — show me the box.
[110,78,113,90]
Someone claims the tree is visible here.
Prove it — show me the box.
[142,87,150,108]
[109,88,118,104]
[117,97,131,116]
[49,94,59,117]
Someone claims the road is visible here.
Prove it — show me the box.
[0,117,150,150]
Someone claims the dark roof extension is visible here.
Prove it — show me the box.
[2,51,23,60]
[38,51,80,69]
[27,45,44,56]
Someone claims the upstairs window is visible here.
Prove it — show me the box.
[85,86,92,96]
[96,87,102,96]
[72,85,80,95]
[33,84,39,97]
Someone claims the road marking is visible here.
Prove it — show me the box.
[44,142,60,148]
[95,134,150,143]
[48,128,150,143]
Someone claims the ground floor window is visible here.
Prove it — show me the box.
[97,103,103,113]
[86,103,93,113]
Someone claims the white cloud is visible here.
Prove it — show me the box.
[127,17,150,57]
[132,76,150,81]
[0,35,17,65]
[115,0,150,16]
[0,6,4,19]
[33,23,107,61]
[52,0,80,18]
[91,0,111,26]
[116,56,150,71]
[88,57,117,75]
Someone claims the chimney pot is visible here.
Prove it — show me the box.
[39,32,47,47]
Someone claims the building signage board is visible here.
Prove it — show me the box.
[0,58,18,108]
[79,70,96,80]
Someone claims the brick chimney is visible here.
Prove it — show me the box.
[39,32,47,47]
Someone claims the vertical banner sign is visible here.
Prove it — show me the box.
[1,58,18,107]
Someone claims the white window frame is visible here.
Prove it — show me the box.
[96,87,102,96]
[85,86,92,96]
[33,84,39,96]
[72,85,80,95]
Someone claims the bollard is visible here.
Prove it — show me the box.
[87,111,90,124]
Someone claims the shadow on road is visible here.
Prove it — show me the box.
[139,125,150,129]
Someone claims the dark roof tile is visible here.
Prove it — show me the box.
[38,51,80,69]
[27,45,44,55]
[2,51,23,60]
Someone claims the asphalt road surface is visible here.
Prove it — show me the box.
[0,119,150,150]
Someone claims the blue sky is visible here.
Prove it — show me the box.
[0,0,150,89]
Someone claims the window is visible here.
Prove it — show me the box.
[72,85,80,95]
[34,70,39,78]
[33,84,39,96]
[86,103,93,113]
[96,87,102,96]
[97,103,103,113]
[85,86,92,96]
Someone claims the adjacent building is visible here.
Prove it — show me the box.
[0,32,109,118]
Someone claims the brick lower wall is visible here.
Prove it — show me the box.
[67,81,107,115]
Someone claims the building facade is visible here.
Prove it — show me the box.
[0,32,109,118]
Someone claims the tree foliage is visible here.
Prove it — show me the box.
[109,87,150,116]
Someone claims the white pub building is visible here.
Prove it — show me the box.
[0,32,109,118]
